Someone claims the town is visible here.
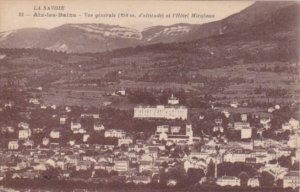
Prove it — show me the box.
[0,1,299,191]
[0,87,299,191]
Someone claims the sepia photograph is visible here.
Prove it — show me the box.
[0,0,299,191]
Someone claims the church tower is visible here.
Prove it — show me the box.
[186,124,193,144]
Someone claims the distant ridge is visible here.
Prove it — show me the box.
[0,1,298,53]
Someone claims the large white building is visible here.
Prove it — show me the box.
[50,129,61,139]
[104,129,126,138]
[8,140,19,150]
[223,149,252,163]
[94,121,105,131]
[289,118,299,130]
[18,129,32,140]
[60,115,67,125]
[134,105,188,120]
[71,120,81,130]
[288,131,300,149]
[118,137,133,146]
[241,127,252,139]
[155,124,197,145]
[216,176,240,187]
[282,118,300,131]
[233,121,252,139]
[113,160,129,172]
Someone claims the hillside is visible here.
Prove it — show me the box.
[0,1,299,107]
[0,2,298,53]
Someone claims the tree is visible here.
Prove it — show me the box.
[276,179,283,187]
[187,168,205,185]
[278,156,292,168]
[160,166,187,187]
[239,172,249,187]
[217,162,257,178]
[94,169,109,178]
[259,171,274,187]
[269,159,277,164]
[206,160,215,178]
[41,167,60,180]
[72,170,92,179]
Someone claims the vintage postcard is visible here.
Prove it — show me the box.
[0,0,299,191]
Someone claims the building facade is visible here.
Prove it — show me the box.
[216,176,241,187]
[18,129,32,140]
[114,160,129,172]
[283,171,300,189]
[247,177,260,187]
[134,105,188,120]
[8,140,19,150]
[105,129,126,138]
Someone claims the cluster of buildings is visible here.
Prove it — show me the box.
[0,94,299,189]
[154,124,200,145]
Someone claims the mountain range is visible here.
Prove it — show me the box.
[0,1,299,53]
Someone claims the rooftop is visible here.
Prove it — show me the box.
[218,176,239,180]
[135,105,187,109]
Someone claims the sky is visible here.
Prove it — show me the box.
[0,0,254,32]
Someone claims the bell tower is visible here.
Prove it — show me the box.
[186,124,193,144]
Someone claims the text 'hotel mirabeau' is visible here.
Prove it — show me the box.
[133,105,188,120]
